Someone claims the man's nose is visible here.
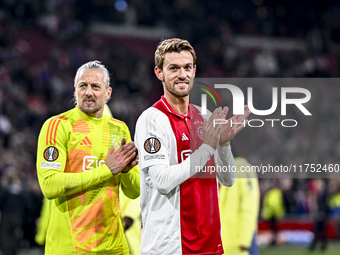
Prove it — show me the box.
[85,86,93,96]
[178,68,186,79]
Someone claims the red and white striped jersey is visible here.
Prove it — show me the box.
[135,96,236,255]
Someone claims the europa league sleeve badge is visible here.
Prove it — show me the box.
[144,137,161,154]
[43,146,59,161]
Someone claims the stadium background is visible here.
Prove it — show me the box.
[0,0,340,254]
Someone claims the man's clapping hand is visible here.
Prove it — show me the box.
[105,138,138,175]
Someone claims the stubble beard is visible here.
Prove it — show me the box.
[78,98,103,115]
[164,79,193,98]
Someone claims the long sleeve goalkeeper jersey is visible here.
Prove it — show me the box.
[36,106,139,255]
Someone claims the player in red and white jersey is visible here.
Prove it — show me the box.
[134,38,251,255]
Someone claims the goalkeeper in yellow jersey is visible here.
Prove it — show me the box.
[36,60,140,255]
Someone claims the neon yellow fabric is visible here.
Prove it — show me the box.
[36,106,139,254]
[219,157,260,255]
[120,189,141,255]
[329,193,340,209]
[35,197,51,245]
[103,104,113,118]
[261,188,285,220]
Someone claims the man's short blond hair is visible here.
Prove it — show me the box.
[155,38,197,70]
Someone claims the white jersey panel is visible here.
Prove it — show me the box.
[135,107,182,255]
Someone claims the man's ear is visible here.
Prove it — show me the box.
[154,66,164,81]
[106,87,112,100]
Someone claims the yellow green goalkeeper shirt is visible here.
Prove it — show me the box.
[36,106,140,255]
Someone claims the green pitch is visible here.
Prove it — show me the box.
[259,242,340,255]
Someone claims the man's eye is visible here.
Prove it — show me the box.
[170,67,177,70]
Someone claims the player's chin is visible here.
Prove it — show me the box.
[176,90,190,97]
[81,105,100,114]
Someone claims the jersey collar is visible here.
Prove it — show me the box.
[75,106,104,124]
[160,96,191,120]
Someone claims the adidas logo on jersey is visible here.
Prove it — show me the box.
[182,133,189,141]
[80,136,92,146]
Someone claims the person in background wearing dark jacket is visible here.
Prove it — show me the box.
[309,178,330,251]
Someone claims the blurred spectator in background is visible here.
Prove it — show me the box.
[329,179,340,238]
[308,179,330,251]
[219,157,260,255]
[22,177,43,250]
[0,171,27,255]
[261,179,285,246]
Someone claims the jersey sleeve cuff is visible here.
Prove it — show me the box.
[101,163,114,178]
[217,142,231,158]
[201,143,216,157]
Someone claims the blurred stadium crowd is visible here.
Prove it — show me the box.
[1,0,340,252]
